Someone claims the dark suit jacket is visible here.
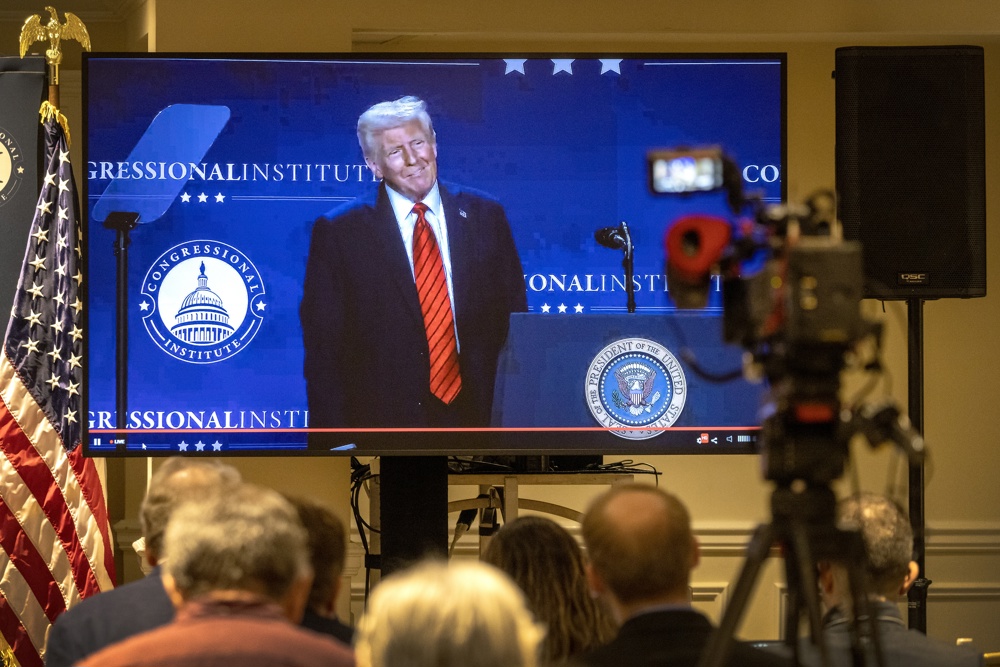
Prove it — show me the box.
[45,567,174,667]
[300,608,353,646]
[574,608,790,667]
[793,603,983,667]
[300,181,527,428]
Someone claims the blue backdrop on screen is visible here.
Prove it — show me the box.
[83,55,784,455]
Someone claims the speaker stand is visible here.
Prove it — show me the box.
[907,298,929,632]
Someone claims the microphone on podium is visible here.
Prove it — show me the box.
[595,223,629,250]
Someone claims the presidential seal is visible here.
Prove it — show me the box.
[585,337,687,440]
[139,240,266,364]
[0,125,26,207]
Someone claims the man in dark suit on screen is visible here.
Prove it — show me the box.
[300,95,526,431]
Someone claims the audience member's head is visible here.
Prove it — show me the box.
[162,483,313,622]
[821,493,918,609]
[581,484,699,621]
[283,494,348,617]
[139,458,242,567]
[355,560,543,667]
[482,516,616,664]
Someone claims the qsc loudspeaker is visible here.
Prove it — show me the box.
[836,45,986,299]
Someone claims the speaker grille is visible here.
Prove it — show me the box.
[836,46,986,299]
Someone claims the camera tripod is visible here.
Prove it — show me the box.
[697,482,889,667]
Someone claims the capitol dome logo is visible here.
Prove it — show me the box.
[586,337,687,440]
[139,240,266,364]
[0,125,26,207]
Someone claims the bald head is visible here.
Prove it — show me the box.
[582,484,697,605]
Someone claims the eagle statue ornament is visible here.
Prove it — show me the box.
[20,6,91,85]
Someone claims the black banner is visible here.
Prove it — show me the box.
[0,56,46,318]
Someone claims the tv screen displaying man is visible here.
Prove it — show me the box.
[300,95,527,430]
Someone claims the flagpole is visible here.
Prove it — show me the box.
[0,12,117,667]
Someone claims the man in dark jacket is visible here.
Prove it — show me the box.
[802,493,982,667]
[576,484,787,667]
[45,458,241,667]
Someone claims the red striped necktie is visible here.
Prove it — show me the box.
[411,202,462,404]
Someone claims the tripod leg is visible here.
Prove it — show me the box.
[697,523,776,667]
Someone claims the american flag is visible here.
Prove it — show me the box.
[0,104,115,667]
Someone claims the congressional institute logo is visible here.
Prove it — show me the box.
[0,125,25,206]
[586,337,687,440]
[139,240,266,364]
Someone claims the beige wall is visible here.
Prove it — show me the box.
[3,0,996,649]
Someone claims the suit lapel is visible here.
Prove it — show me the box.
[440,184,471,329]
[371,184,424,325]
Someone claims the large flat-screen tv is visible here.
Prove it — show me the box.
[82,53,786,456]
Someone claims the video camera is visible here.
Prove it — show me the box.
[653,147,928,667]
[650,146,914,485]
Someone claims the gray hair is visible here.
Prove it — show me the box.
[355,560,543,667]
[139,458,242,562]
[837,493,913,597]
[357,95,436,160]
[163,483,311,602]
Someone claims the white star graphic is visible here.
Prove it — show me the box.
[504,59,527,75]
[72,297,83,314]
[47,347,63,363]
[64,410,77,424]
[212,441,223,451]
[178,441,189,452]
[29,255,46,272]
[43,172,57,187]
[70,325,83,342]
[67,381,79,397]
[54,263,66,277]
[557,303,568,313]
[255,301,267,312]
[139,300,151,312]
[74,270,83,286]
[214,192,225,203]
[51,319,64,333]
[197,193,208,203]
[17,166,24,175]
[68,353,82,370]
[599,59,623,75]
[53,292,65,307]
[46,374,61,390]
[180,192,191,203]
[195,441,206,452]
[552,59,575,75]
[25,310,42,327]
[32,228,49,244]
[574,303,584,313]
[37,200,52,215]
[59,150,70,164]
[58,179,69,193]
[26,282,44,299]
[58,206,69,220]
[22,339,40,354]
[540,303,551,313]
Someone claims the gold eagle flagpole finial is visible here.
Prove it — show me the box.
[20,6,91,107]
